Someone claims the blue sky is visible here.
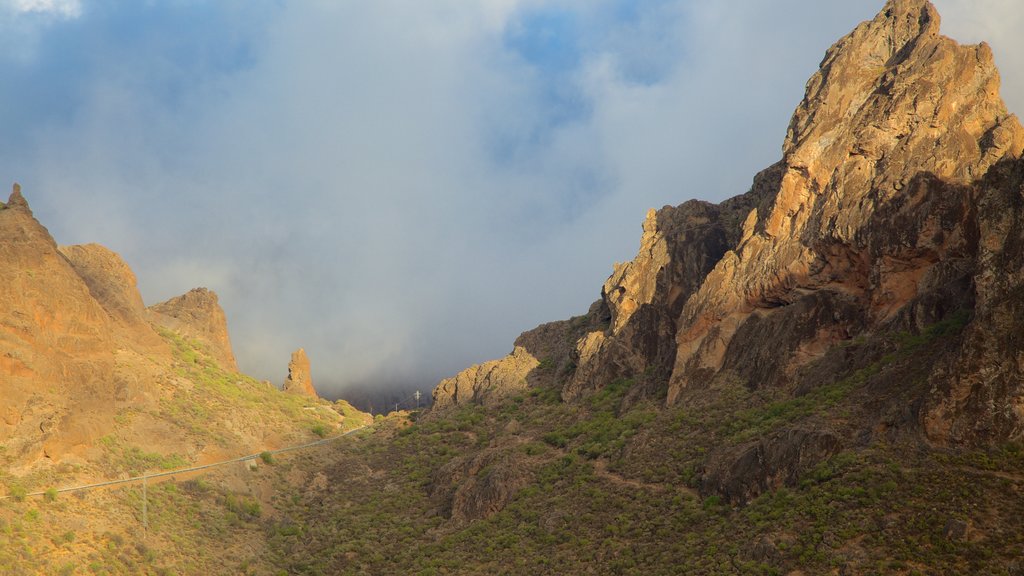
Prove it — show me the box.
[2,0,1022,396]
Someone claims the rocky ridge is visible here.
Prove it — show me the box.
[431,0,1024,502]
[0,185,165,463]
[1,186,350,473]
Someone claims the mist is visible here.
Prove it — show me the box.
[1,0,1020,398]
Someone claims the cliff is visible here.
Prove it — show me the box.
[431,0,1024,503]
[0,186,171,462]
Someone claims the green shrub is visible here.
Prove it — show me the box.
[8,484,26,502]
[260,451,275,465]
[225,494,262,520]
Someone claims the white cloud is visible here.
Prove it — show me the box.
[9,0,81,18]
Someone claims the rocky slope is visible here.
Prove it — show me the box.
[432,0,1024,501]
[0,185,168,464]
[667,0,1024,443]
[1,186,363,480]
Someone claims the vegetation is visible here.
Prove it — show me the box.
[2,311,1018,574]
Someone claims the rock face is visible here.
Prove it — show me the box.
[668,0,1023,404]
[565,172,781,402]
[58,244,161,344]
[431,447,530,525]
[563,0,1024,445]
[431,302,608,409]
[0,185,169,461]
[432,346,538,410]
[433,0,1024,490]
[283,348,318,398]
[149,287,238,371]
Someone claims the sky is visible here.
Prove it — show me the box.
[1,0,1022,398]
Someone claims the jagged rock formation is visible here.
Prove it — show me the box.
[149,287,238,371]
[433,347,538,410]
[565,175,780,402]
[432,303,607,409]
[668,0,1023,406]
[58,244,163,345]
[283,348,318,398]
[431,0,1024,501]
[0,185,313,471]
[0,185,169,462]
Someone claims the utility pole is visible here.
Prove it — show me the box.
[414,390,421,409]
[142,476,148,539]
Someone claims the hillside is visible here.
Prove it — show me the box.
[4,0,1024,574]
[0,186,371,573]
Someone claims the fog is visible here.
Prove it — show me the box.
[1,0,1020,397]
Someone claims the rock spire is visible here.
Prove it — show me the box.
[284,348,318,398]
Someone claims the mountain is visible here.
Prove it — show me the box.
[1,185,168,464]
[0,185,368,475]
[434,0,1024,466]
[4,1,1024,574]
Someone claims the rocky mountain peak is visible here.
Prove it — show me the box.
[777,0,1020,242]
[148,287,238,371]
[668,0,1024,400]
[1,185,170,462]
[283,348,318,398]
[433,0,1024,451]
[7,182,29,211]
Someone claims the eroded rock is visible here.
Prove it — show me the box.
[283,348,318,398]
[149,287,238,371]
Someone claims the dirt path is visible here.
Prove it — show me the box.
[591,458,699,498]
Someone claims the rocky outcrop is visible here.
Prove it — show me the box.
[2,184,352,474]
[149,287,238,371]
[429,0,1024,506]
[58,244,164,353]
[431,303,608,410]
[283,348,318,398]
[701,429,843,504]
[432,346,539,410]
[0,185,167,462]
[565,167,781,401]
[431,447,531,525]
[558,0,1024,446]
[433,0,1024,451]
[669,0,1023,402]
[920,159,1024,442]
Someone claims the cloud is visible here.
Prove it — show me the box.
[8,0,81,18]
[2,1,1022,397]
